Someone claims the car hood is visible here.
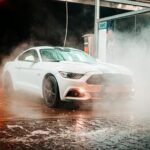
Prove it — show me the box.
[58,61,132,75]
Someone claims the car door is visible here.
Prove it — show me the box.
[16,49,42,95]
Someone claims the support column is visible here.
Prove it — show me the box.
[94,0,100,58]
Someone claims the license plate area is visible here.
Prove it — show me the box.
[104,85,130,94]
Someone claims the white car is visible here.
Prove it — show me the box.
[3,46,134,107]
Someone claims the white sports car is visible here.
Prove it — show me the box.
[3,46,134,107]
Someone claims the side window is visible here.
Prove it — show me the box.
[18,50,39,62]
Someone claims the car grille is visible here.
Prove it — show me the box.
[86,74,132,85]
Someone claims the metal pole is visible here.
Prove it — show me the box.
[94,0,100,58]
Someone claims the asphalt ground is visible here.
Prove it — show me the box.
[0,88,150,150]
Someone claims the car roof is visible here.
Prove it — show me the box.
[28,46,54,50]
[28,46,81,51]
[15,46,83,61]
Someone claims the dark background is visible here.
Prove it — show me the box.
[0,0,127,56]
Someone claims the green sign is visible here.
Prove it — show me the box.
[98,21,107,30]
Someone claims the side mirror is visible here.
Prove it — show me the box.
[25,55,36,62]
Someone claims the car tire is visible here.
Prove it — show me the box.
[4,73,14,97]
[43,75,60,108]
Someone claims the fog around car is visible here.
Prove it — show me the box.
[94,26,150,115]
[0,26,150,118]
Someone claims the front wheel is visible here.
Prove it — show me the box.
[43,75,60,108]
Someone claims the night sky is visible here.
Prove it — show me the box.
[0,0,127,56]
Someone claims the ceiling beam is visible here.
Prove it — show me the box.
[99,8,150,21]
[56,0,150,10]
[104,0,150,8]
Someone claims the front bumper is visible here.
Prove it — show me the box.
[56,72,134,101]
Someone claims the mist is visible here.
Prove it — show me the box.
[0,0,95,119]
[3,27,150,118]
[99,25,150,115]
[1,0,150,119]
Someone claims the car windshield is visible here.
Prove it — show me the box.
[40,47,96,64]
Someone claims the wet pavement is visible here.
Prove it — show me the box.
[0,88,150,149]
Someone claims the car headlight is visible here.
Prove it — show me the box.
[59,71,84,79]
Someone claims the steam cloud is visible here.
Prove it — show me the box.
[0,0,95,119]
[1,1,150,118]
[2,26,150,117]
[104,26,150,114]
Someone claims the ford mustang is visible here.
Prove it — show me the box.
[2,46,134,107]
